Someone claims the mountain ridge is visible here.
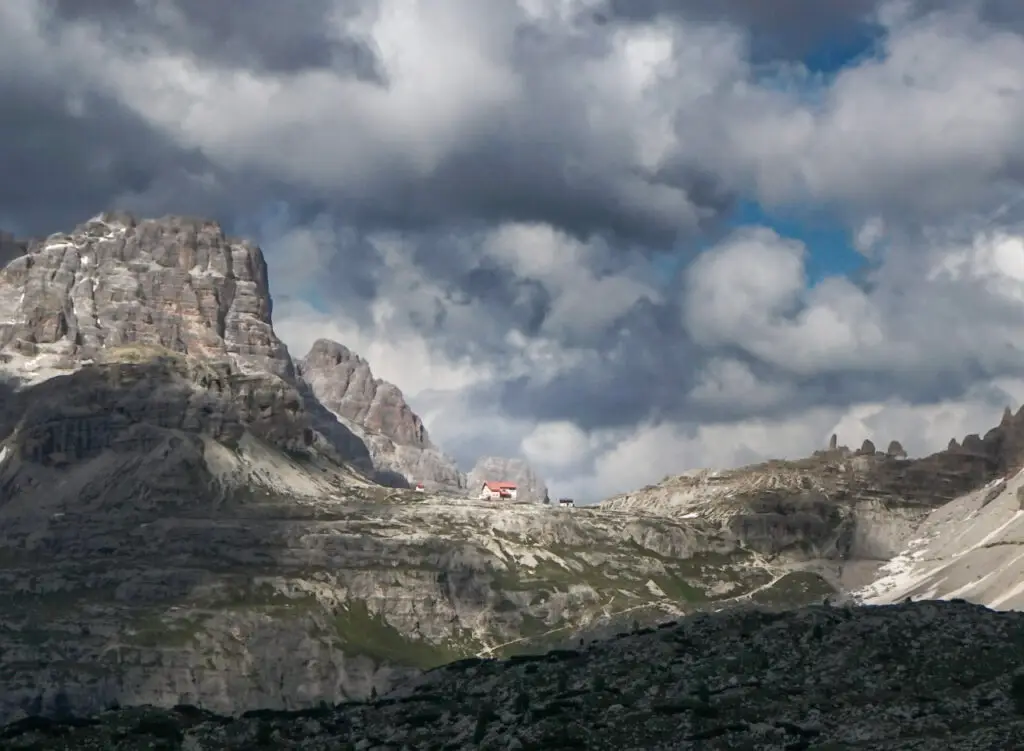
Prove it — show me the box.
[2,212,1024,724]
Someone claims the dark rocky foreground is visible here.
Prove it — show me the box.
[4,600,1024,750]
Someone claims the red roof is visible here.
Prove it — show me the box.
[483,481,517,491]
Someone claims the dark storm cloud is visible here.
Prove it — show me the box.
[18,1,737,251]
[0,78,220,235]
[424,154,732,249]
[454,267,552,338]
[493,299,694,430]
[290,140,731,251]
[47,0,385,81]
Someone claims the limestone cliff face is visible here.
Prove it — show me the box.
[467,456,548,503]
[0,215,387,476]
[855,470,1024,609]
[0,212,292,381]
[297,339,465,490]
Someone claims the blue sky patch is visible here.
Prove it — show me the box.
[652,198,867,289]
[800,20,883,77]
[734,200,866,285]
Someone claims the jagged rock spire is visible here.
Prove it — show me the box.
[857,439,876,456]
[886,440,907,459]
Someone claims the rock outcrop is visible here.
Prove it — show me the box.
[297,339,465,490]
[0,213,292,382]
[856,438,876,455]
[467,456,548,503]
[4,601,1023,750]
[886,439,907,458]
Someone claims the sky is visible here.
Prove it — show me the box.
[6,1,1024,502]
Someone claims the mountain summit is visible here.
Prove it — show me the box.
[0,213,292,382]
[297,338,465,491]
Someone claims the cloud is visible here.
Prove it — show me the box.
[708,4,1024,224]
[605,0,881,62]
[14,0,735,243]
[6,0,1024,502]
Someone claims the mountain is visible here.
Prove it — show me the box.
[297,338,465,490]
[602,421,1024,604]
[0,212,293,382]
[4,600,1023,750]
[855,469,1024,608]
[467,455,548,503]
[4,212,1024,728]
[0,213,808,723]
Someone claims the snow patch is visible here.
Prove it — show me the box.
[989,571,1024,609]
[645,579,666,597]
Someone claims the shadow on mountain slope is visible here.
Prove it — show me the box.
[0,354,826,721]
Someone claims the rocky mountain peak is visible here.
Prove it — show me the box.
[298,339,431,450]
[297,338,467,490]
[0,213,292,383]
[886,439,907,458]
[304,338,361,368]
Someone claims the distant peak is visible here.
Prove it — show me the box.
[304,339,360,365]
